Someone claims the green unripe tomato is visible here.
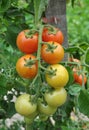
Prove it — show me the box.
[38,99,57,116]
[44,88,67,107]
[15,94,37,116]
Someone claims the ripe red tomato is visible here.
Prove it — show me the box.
[16,54,38,79]
[16,30,38,54]
[73,68,87,86]
[42,27,64,45]
[70,58,87,86]
[41,41,64,64]
[76,74,87,85]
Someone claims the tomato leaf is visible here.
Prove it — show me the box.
[0,0,11,13]
[61,126,79,130]
[66,66,74,87]
[68,84,81,96]
[85,48,89,65]
[79,42,89,51]
[64,46,78,53]
[33,0,49,24]
[78,89,89,117]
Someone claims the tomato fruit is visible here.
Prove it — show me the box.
[76,74,87,85]
[16,30,38,54]
[41,41,64,64]
[15,94,37,116]
[73,68,87,86]
[38,99,57,116]
[44,88,67,107]
[45,64,69,89]
[16,54,38,79]
[70,58,87,85]
[42,27,64,45]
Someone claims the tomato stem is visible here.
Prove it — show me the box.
[26,123,33,130]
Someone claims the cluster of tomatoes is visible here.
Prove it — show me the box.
[15,26,69,123]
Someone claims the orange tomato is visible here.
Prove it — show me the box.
[16,54,38,79]
[41,41,64,64]
[16,30,38,54]
[42,27,64,45]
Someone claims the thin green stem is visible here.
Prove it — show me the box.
[26,123,33,130]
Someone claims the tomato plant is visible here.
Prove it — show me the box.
[41,41,64,64]
[42,27,64,44]
[16,30,38,54]
[16,54,38,79]
[1,0,89,130]
[45,64,69,89]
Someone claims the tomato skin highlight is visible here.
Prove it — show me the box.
[41,41,64,64]
[44,88,67,107]
[42,28,64,45]
[16,54,38,79]
[16,30,38,54]
[46,64,69,89]
[15,94,37,116]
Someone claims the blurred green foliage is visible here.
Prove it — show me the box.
[67,0,89,45]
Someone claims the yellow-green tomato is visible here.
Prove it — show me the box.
[15,94,37,116]
[44,88,67,107]
[38,99,57,116]
[45,64,69,89]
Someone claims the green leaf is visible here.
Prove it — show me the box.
[0,0,11,13]
[68,84,81,96]
[33,0,49,24]
[78,89,89,117]
[66,66,74,87]
[71,0,76,7]
[5,24,21,48]
[7,102,16,118]
[85,48,89,65]
[65,46,78,53]
[61,126,78,130]
[79,42,89,51]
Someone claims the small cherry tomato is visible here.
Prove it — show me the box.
[73,69,87,86]
[76,74,87,85]
[42,27,64,45]
[38,99,57,116]
[15,94,37,116]
[44,88,67,107]
[16,30,38,54]
[45,64,69,89]
[16,54,38,79]
[41,41,64,64]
